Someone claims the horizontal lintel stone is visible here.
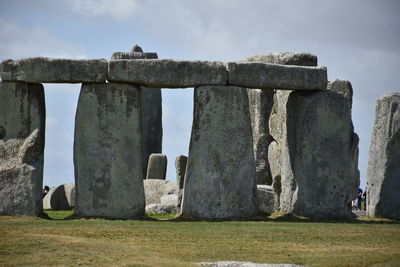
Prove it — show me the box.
[0,57,108,83]
[108,59,228,88]
[227,62,327,90]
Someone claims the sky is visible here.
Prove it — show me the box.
[1,0,399,189]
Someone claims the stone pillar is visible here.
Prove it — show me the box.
[244,52,317,186]
[74,83,145,219]
[111,45,163,178]
[276,90,359,217]
[146,153,167,180]
[175,154,188,207]
[366,93,400,219]
[0,81,45,216]
[181,85,258,219]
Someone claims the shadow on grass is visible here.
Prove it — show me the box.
[41,209,399,225]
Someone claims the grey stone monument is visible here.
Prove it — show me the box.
[74,82,145,219]
[0,81,45,216]
[146,153,167,180]
[111,45,162,178]
[275,90,359,217]
[366,92,400,219]
[181,85,259,219]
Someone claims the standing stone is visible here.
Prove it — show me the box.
[175,155,188,207]
[245,53,317,187]
[146,153,167,180]
[111,45,162,178]
[366,93,400,219]
[247,89,274,185]
[181,85,258,219]
[0,81,45,216]
[277,90,359,217]
[74,83,145,219]
[327,80,353,111]
[257,185,275,214]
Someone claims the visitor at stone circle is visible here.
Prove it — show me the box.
[42,186,50,198]
[357,188,363,211]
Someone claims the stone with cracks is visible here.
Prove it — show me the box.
[1,57,107,83]
[74,83,145,219]
[181,85,258,219]
[227,62,327,90]
[0,82,45,216]
[366,93,400,219]
[245,52,318,185]
[108,59,227,88]
[146,153,167,180]
[276,90,359,217]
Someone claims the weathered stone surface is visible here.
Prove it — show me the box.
[74,83,145,219]
[145,202,177,214]
[110,46,163,178]
[143,179,178,205]
[327,79,353,110]
[1,57,107,83]
[245,52,318,66]
[366,93,400,219]
[197,261,305,267]
[0,82,45,216]
[141,87,163,177]
[146,153,167,180]
[247,89,274,185]
[108,59,228,88]
[175,155,188,207]
[63,182,75,208]
[246,52,318,185]
[257,185,275,214]
[181,85,258,219]
[227,62,327,90]
[274,90,359,217]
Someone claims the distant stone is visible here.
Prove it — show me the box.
[108,59,228,88]
[0,81,45,216]
[181,85,258,219]
[0,57,107,83]
[366,93,400,219]
[146,154,167,180]
[42,187,56,210]
[143,179,178,205]
[145,202,177,214]
[74,83,145,219]
[132,44,144,52]
[276,90,359,217]
[257,185,275,214]
[227,62,327,90]
[43,183,75,210]
[327,79,353,110]
[246,52,317,66]
[197,261,305,267]
[175,155,188,207]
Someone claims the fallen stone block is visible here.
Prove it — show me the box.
[181,85,258,219]
[143,179,178,205]
[227,62,327,90]
[74,82,145,219]
[367,92,400,219]
[0,81,45,216]
[108,59,227,88]
[146,153,167,180]
[1,57,107,83]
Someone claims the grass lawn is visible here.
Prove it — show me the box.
[0,211,399,266]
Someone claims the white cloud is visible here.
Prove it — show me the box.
[67,0,137,21]
[0,18,87,59]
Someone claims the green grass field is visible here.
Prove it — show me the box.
[0,210,399,266]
